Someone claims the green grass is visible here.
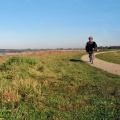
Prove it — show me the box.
[0,50,120,120]
[96,50,120,64]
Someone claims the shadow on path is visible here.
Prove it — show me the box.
[69,59,84,63]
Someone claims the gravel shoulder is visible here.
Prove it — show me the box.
[81,52,120,75]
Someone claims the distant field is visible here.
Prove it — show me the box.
[96,50,120,64]
[0,50,120,120]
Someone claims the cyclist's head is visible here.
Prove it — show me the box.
[88,36,93,42]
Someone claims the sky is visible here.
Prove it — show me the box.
[0,0,120,49]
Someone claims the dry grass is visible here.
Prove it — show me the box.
[0,50,119,120]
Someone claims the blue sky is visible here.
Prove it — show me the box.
[0,0,120,49]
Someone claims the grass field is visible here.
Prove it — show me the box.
[96,50,120,64]
[0,50,120,120]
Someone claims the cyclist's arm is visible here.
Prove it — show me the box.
[93,42,97,51]
[85,43,89,52]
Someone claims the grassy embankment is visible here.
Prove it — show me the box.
[96,50,120,64]
[0,50,120,120]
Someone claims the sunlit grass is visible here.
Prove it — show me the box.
[0,50,120,120]
[96,50,120,64]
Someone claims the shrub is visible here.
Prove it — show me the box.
[6,56,38,65]
[0,57,38,72]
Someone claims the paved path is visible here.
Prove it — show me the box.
[81,52,120,75]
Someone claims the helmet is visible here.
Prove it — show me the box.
[88,36,93,40]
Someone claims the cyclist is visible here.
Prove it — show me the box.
[85,36,97,63]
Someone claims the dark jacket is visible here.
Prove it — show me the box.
[86,41,97,52]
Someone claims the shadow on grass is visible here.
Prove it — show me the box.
[69,59,84,63]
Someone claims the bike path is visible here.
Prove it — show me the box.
[81,52,120,75]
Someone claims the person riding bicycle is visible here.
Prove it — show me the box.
[85,36,97,62]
